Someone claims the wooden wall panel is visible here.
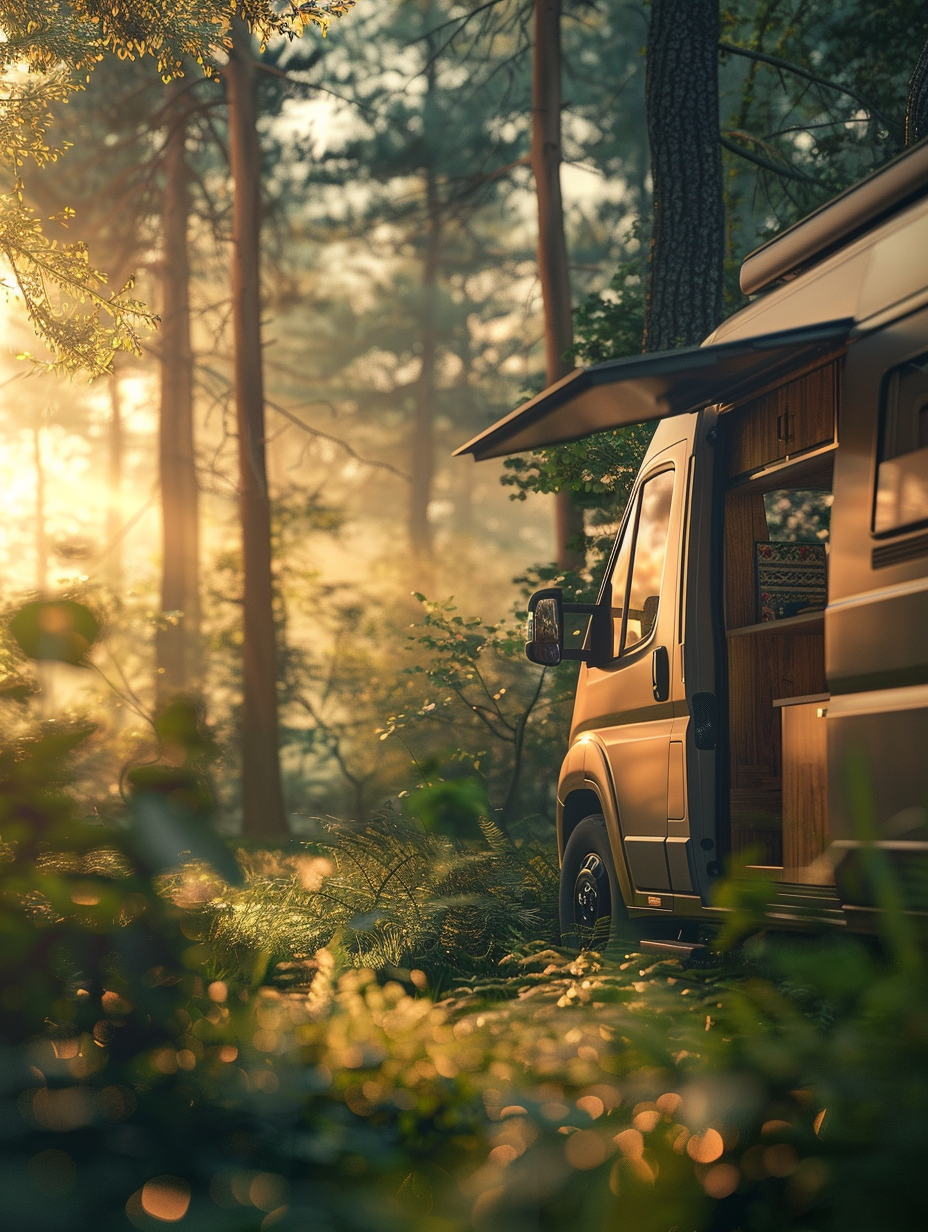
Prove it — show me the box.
[782,701,832,884]
[724,490,769,628]
[727,625,827,868]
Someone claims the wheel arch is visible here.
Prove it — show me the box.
[559,788,602,861]
[559,765,636,913]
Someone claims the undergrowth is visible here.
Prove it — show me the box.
[180,814,560,996]
[3,608,928,1230]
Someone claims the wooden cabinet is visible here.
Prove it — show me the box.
[778,695,833,885]
[726,360,839,478]
[727,621,827,869]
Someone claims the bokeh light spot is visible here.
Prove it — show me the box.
[140,1176,191,1222]
[702,1163,740,1198]
[687,1129,724,1163]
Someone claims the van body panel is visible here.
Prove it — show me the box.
[827,692,928,885]
[713,251,871,346]
[739,140,928,295]
[829,306,928,696]
[679,408,724,901]
[820,300,928,902]
[827,582,928,692]
[555,740,588,856]
[561,431,701,899]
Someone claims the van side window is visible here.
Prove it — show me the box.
[623,469,674,652]
[606,467,675,659]
[874,351,928,534]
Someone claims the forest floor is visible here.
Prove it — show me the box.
[149,820,926,1231]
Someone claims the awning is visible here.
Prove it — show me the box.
[454,318,852,461]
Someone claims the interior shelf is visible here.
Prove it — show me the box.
[726,610,824,638]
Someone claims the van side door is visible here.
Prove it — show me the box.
[574,438,688,893]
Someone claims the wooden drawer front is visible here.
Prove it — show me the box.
[727,361,838,478]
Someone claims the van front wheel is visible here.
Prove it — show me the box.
[559,814,625,950]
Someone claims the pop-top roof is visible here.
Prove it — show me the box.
[454,318,850,461]
[740,138,928,295]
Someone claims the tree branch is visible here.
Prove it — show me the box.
[719,40,896,137]
[720,133,825,186]
[266,397,411,481]
[253,59,378,119]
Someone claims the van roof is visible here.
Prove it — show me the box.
[456,141,928,462]
[740,138,928,295]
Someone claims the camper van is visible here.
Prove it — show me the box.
[456,139,928,952]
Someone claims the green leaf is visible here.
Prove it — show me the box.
[9,599,100,666]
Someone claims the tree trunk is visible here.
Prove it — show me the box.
[409,157,440,563]
[106,365,124,593]
[643,0,724,352]
[224,19,288,839]
[157,78,201,701]
[33,422,46,594]
[906,36,928,146]
[531,0,584,570]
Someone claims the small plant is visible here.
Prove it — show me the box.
[379,594,575,834]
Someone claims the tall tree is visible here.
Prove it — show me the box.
[644,0,724,350]
[410,153,441,563]
[223,18,288,838]
[532,0,584,569]
[907,35,928,145]
[32,417,47,593]
[106,365,125,593]
[157,79,201,700]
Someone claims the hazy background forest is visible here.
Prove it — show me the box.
[3,0,921,841]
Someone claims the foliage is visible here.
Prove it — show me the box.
[500,251,653,575]
[0,0,354,376]
[379,594,575,831]
[198,812,560,994]
[2,637,928,1231]
[717,1,928,264]
[571,256,648,368]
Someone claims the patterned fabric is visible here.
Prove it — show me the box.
[755,541,827,622]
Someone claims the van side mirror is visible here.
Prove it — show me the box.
[526,589,564,665]
[525,587,609,667]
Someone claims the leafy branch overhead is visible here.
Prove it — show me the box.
[0,0,354,375]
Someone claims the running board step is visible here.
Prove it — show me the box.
[639,939,710,961]
[767,884,846,926]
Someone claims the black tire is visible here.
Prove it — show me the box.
[559,813,628,952]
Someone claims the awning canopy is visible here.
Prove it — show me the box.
[454,318,852,461]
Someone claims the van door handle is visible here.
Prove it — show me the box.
[652,646,670,702]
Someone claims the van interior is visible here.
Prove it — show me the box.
[718,356,840,885]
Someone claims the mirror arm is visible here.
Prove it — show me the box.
[562,602,609,665]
